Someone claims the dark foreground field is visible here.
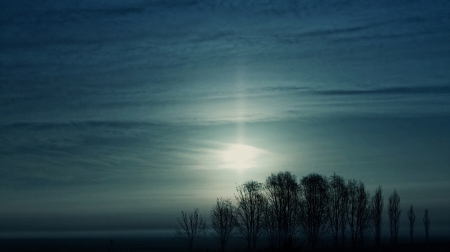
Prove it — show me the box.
[0,237,180,252]
[1,237,449,252]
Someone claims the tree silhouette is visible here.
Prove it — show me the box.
[347,180,372,248]
[299,173,329,249]
[346,179,359,248]
[388,189,401,245]
[356,181,372,248]
[371,185,383,247]
[264,171,301,251]
[408,204,416,245]
[423,209,430,244]
[174,208,206,252]
[264,201,279,251]
[328,173,348,249]
[172,172,441,251]
[235,181,266,252]
[210,198,237,252]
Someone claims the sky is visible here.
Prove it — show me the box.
[1,0,449,238]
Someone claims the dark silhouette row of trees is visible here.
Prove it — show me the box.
[175,171,431,251]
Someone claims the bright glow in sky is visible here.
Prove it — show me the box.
[219,143,268,170]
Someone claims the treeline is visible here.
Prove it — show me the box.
[174,171,431,252]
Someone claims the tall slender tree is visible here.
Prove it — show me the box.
[371,185,383,247]
[346,180,373,248]
[235,181,266,252]
[408,205,416,245]
[356,181,372,248]
[347,179,359,248]
[388,189,401,245]
[264,171,300,251]
[423,209,430,244]
[299,173,329,249]
[210,198,237,252]
[328,174,348,248]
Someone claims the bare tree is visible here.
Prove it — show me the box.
[346,180,373,249]
[174,208,206,252]
[423,209,430,244]
[328,174,348,249]
[356,181,372,248]
[210,198,236,252]
[264,202,279,251]
[346,179,359,248]
[299,173,329,249]
[264,171,300,251]
[408,205,416,245]
[371,185,383,246]
[388,189,401,245]
[235,181,266,252]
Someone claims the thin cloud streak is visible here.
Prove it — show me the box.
[313,85,450,95]
[2,84,449,126]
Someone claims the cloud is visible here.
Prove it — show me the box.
[1,0,449,125]
[0,120,183,185]
[314,85,450,95]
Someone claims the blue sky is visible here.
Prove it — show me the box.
[1,0,449,237]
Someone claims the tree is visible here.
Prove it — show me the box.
[423,209,430,244]
[264,201,279,251]
[235,181,266,252]
[264,171,300,251]
[371,185,383,246]
[346,179,359,248]
[174,208,206,252]
[299,173,329,249]
[388,189,401,245]
[408,205,416,245]
[210,198,236,252]
[356,181,372,248]
[328,174,348,248]
[346,180,372,248]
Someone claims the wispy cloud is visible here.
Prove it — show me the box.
[313,85,450,95]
